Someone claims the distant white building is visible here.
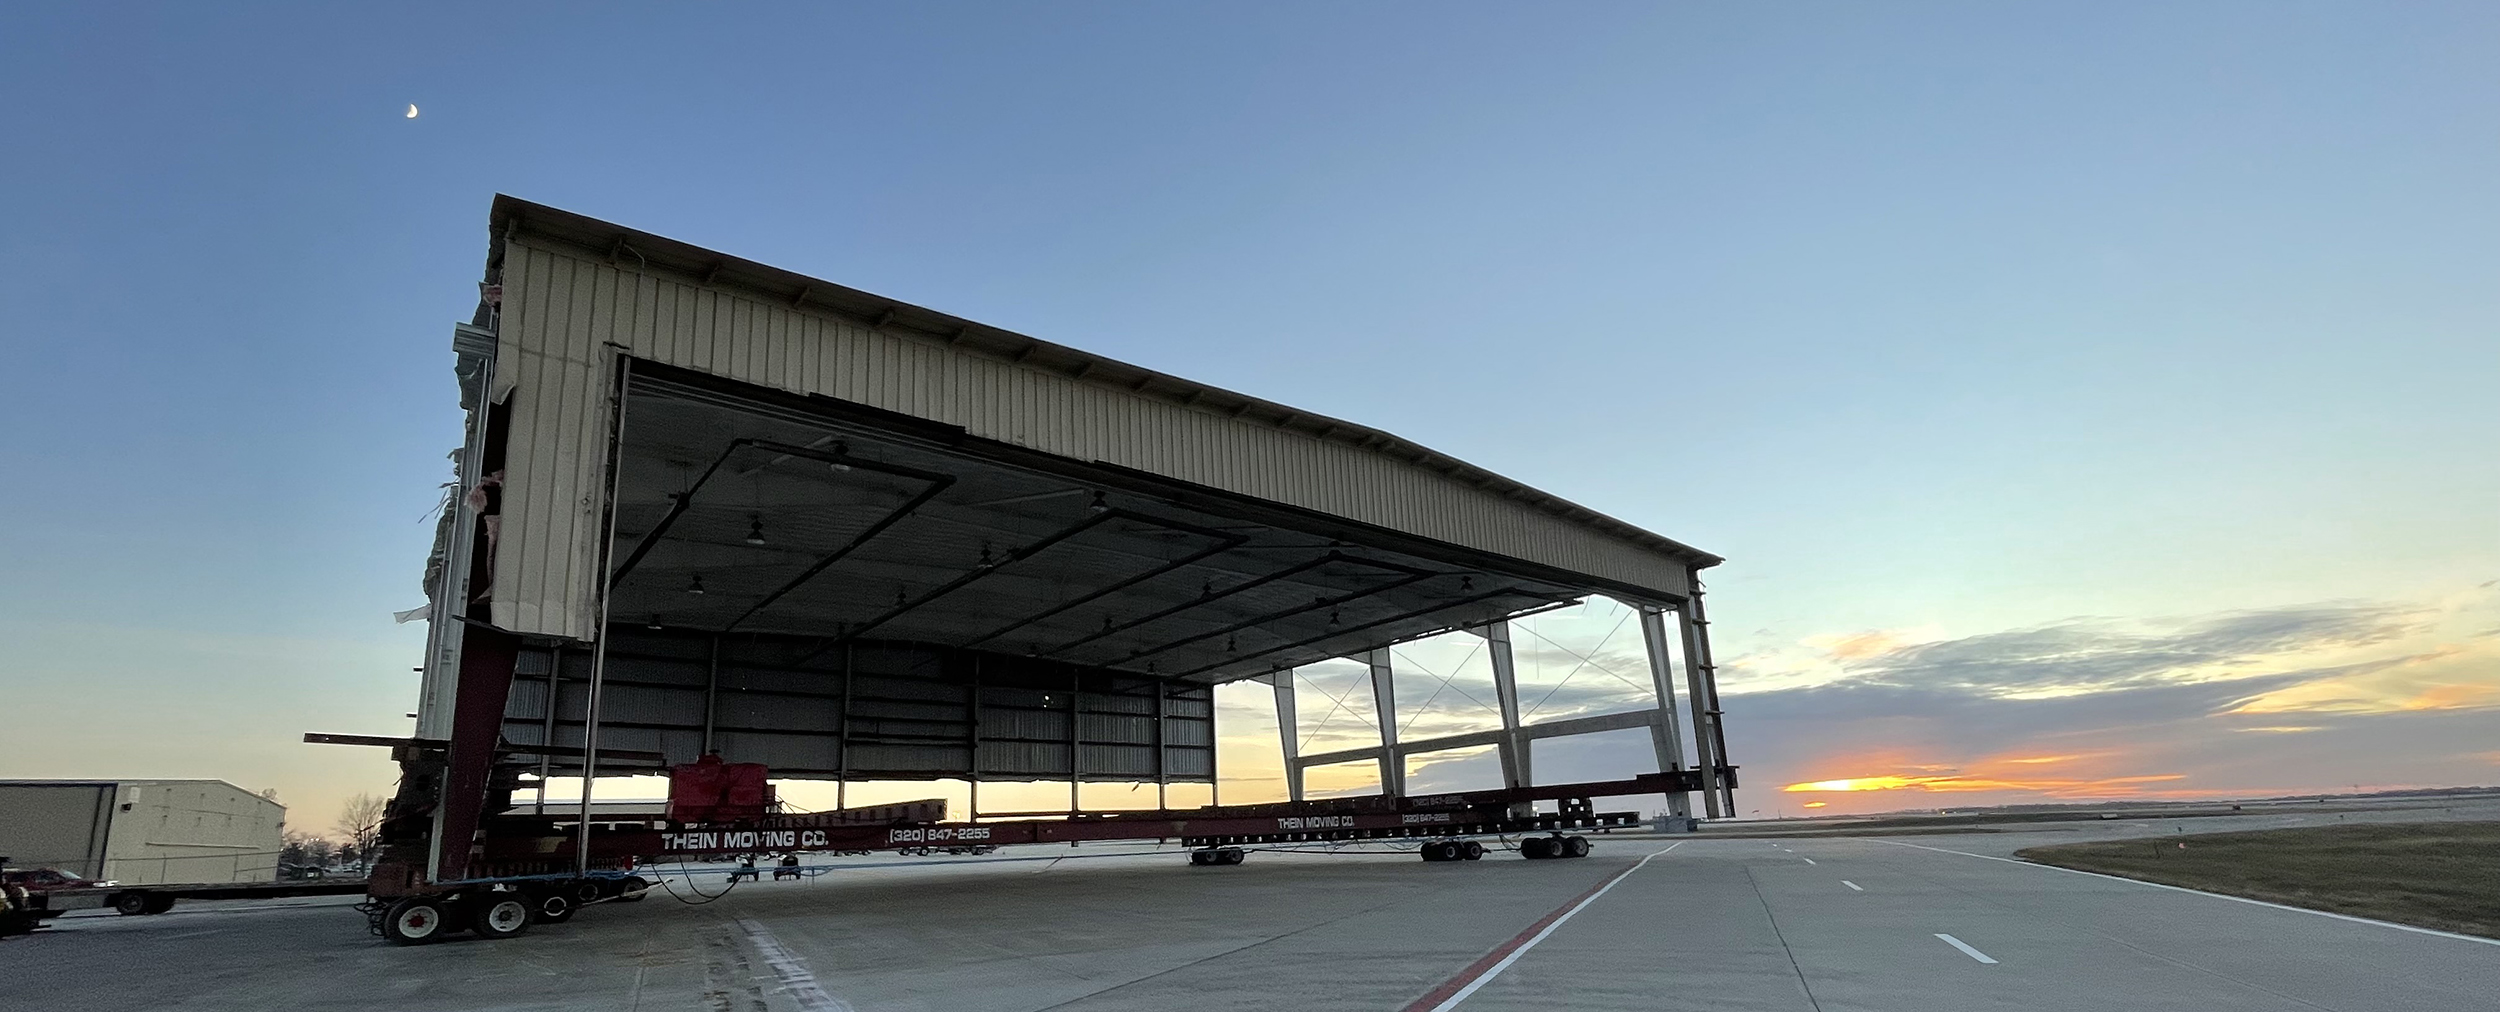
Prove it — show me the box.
[0,780,285,885]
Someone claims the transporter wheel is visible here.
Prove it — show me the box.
[614,876,651,902]
[1519,837,1554,860]
[531,892,576,924]
[1462,841,1486,861]
[1189,850,1212,866]
[142,894,178,914]
[1564,836,1591,858]
[470,894,532,939]
[112,892,152,916]
[1218,848,1246,866]
[381,897,453,946]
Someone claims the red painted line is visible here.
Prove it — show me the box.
[1398,845,1676,1012]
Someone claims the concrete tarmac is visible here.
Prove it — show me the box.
[5,828,2493,1011]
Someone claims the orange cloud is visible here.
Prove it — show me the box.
[1999,754,2086,765]
[1802,801,1828,809]
[1809,630,1913,661]
[2228,642,2500,716]
[1782,772,2187,796]
[2401,683,2500,710]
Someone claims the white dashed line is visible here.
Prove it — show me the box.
[1416,842,1684,1011]
[1842,880,1862,891]
[738,918,854,1011]
[1935,933,1998,964]
[1801,857,1816,865]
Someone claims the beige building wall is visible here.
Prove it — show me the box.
[487,236,1700,642]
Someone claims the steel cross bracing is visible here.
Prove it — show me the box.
[1270,598,1737,821]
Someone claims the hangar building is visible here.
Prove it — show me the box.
[396,196,1734,883]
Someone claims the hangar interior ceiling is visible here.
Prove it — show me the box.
[606,366,1589,682]
[498,363,1598,785]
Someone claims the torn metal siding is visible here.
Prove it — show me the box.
[490,238,1695,642]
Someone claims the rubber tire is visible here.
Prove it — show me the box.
[1520,837,1554,860]
[382,897,453,946]
[531,892,576,923]
[1189,850,1211,866]
[1462,840,1486,861]
[1219,848,1246,866]
[1565,836,1592,858]
[471,895,533,939]
[614,876,651,902]
[112,892,151,916]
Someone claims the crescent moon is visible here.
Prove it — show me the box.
[406,104,419,119]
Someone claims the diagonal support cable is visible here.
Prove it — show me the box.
[1522,608,1634,720]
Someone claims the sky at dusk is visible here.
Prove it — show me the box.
[2,4,2493,830]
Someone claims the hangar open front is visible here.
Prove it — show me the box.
[329,196,1736,944]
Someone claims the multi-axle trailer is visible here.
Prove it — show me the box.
[353,198,1736,946]
[319,728,1713,945]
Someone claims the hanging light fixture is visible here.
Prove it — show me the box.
[744,514,768,546]
[686,573,707,596]
[1087,491,1109,513]
[829,440,852,472]
[646,614,664,630]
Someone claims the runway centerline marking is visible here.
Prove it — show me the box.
[1869,838,2500,948]
[1842,880,1862,891]
[1402,842,1684,1011]
[737,917,855,1011]
[1935,933,1998,964]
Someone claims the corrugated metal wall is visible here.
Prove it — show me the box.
[491,239,1691,642]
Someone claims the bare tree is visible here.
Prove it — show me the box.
[334,793,387,871]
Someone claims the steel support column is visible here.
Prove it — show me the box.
[1153,682,1169,811]
[575,357,634,874]
[968,660,982,819]
[835,643,853,810]
[434,626,520,882]
[1671,602,1724,819]
[1068,669,1083,814]
[1470,621,1531,792]
[700,635,722,756]
[1684,572,1735,814]
[1267,671,1303,802]
[534,651,562,814]
[1367,648,1404,799]
[1637,606,1693,819]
